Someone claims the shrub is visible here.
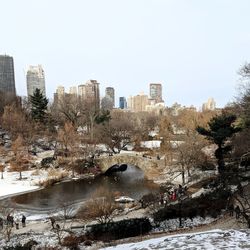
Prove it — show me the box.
[153,189,231,223]
[41,157,56,168]
[87,218,152,241]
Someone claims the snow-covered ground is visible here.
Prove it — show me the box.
[0,171,40,200]
[0,168,67,200]
[141,140,161,149]
[102,229,250,250]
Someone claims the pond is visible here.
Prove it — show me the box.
[3,165,160,214]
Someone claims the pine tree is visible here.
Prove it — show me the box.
[196,113,240,174]
[30,88,48,123]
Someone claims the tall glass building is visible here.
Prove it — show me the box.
[0,55,16,95]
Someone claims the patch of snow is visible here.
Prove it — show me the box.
[102,229,250,250]
[191,187,212,198]
[0,171,40,200]
[154,216,217,232]
[141,140,161,149]
[115,196,135,203]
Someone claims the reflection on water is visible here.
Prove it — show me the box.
[7,165,159,212]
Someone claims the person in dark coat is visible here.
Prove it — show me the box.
[50,217,56,229]
[235,205,241,219]
[228,204,234,216]
[21,215,26,227]
[9,215,14,227]
[6,214,11,226]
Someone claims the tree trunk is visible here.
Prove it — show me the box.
[1,171,3,179]
[215,145,225,174]
[90,116,94,142]
[181,166,185,185]
[19,171,22,180]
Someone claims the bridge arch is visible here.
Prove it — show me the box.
[96,153,162,180]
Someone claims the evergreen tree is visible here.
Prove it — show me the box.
[30,88,48,123]
[196,113,240,174]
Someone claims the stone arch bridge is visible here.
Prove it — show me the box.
[96,153,164,180]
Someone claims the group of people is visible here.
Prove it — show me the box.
[0,214,26,230]
[228,203,241,219]
[160,185,188,206]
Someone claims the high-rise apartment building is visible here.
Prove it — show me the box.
[119,97,127,109]
[0,55,16,95]
[150,83,163,103]
[105,87,115,108]
[202,98,216,111]
[53,85,65,104]
[133,93,148,112]
[69,86,77,96]
[26,65,46,97]
[128,93,148,112]
[78,80,100,110]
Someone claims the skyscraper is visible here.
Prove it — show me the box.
[78,80,100,110]
[128,93,148,112]
[105,87,115,108]
[133,93,149,112]
[149,83,163,103]
[119,97,127,109]
[202,98,216,111]
[53,85,65,104]
[26,65,46,97]
[0,55,16,95]
[69,86,77,96]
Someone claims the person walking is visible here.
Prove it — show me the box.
[228,204,234,217]
[21,215,26,227]
[50,217,56,229]
[235,205,241,219]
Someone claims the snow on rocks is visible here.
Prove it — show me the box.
[154,216,217,232]
[115,196,135,203]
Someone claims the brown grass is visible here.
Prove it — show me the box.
[38,169,68,188]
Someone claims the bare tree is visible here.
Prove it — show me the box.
[10,135,29,180]
[0,204,15,242]
[234,187,250,228]
[77,188,118,224]
[0,91,19,115]
[159,115,175,164]
[1,104,32,141]
[98,111,135,154]
[175,132,208,184]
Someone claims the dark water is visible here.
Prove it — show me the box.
[5,165,159,213]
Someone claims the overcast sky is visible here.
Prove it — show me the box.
[1,0,250,108]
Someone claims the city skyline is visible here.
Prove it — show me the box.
[1,1,250,108]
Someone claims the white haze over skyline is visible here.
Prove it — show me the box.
[1,0,250,108]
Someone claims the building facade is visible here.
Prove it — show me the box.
[202,98,216,111]
[69,86,77,96]
[105,87,115,108]
[149,83,163,103]
[78,80,100,110]
[26,65,46,97]
[128,93,148,112]
[119,97,127,109]
[0,55,16,95]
